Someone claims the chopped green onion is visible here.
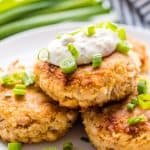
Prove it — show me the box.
[43,147,57,150]
[131,98,139,105]
[56,33,61,39]
[8,142,22,150]
[59,57,77,74]
[86,24,96,36]
[38,48,50,61]
[67,43,79,59]
[127,115,147,125]
[118,27,126,40]
[138,94,150,109]
[127,98,138,111]
[137,79,148,94]
[69,29,81,36]
[116,41,131,54]
[92,54,102,68]
[15,84,26,89]
[0,74,15,86]
[97,21,118,31]
[63,141,73,150]
[127,103,135,111]
[13,88,26,96]
[22,72,35,86]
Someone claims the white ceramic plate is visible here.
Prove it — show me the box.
[0,22,149,150]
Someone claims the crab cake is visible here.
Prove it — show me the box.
[34,22,149,109]
[0,62,77,143]
[34,45,147,109]
[82,79,150,150]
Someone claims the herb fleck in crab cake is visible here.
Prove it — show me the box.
[82,77,150,150]
[0,61,77,143]
[34,22,148,108]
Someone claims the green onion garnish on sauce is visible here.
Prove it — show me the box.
[67,43,79,59]
[128,115,147,125]
[92,54,102,68]
[63,141,73,150]
[8,142,22,150]
[38,48,50,61]
[60,57,77,74]
[97,21,118,32]
[86,24,96,36]
[118,27,126,40]
[116,41,131,54]
[137,79,148,94]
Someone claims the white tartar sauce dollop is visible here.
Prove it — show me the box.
[48,28,119,66]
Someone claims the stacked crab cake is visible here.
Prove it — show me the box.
[34,22,148,108]
[82,78,150,150]
[0,61,77,143]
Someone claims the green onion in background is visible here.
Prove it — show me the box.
[0,0,39,13]
[0,1,54,25]
[0,0,111,39]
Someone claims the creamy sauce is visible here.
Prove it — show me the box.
[48,28,119,66]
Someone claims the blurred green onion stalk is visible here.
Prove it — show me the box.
[0,0,111,39]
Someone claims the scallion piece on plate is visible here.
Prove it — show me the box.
[118,27,126,40]
[8,142,22,150]
[127,115,147,125]
[23,72,35,86]
[67,43,79,59]
[137,79,148,94]
[59,57,77,74]
[63,141,73,150]
[86,24,96,36]
[38,48,50,61]
[92,54,102,68]
[138,94,150,109]
[43,147,57,150]
[116,41,131,54]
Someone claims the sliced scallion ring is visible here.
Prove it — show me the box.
[137,79,148,94]
[138,94,150,109]
[127,115,147,125]
[63,141,73,150]
[92,54,102,68]
[8,142,22,150]
[59,58,77,74]
[116,41,131,54]
[67,43,79,59]
[118,27,126,40]
[86,24,96,36]
[38,48,50,61]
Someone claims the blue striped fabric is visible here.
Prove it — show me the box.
[108,0,150,28]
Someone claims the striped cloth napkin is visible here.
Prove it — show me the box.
[108,0,150,28]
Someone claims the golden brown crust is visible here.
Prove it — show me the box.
[0,62,78,143]
[34,52,140,108]
[127,36,149,72]
[82,92,150,150]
